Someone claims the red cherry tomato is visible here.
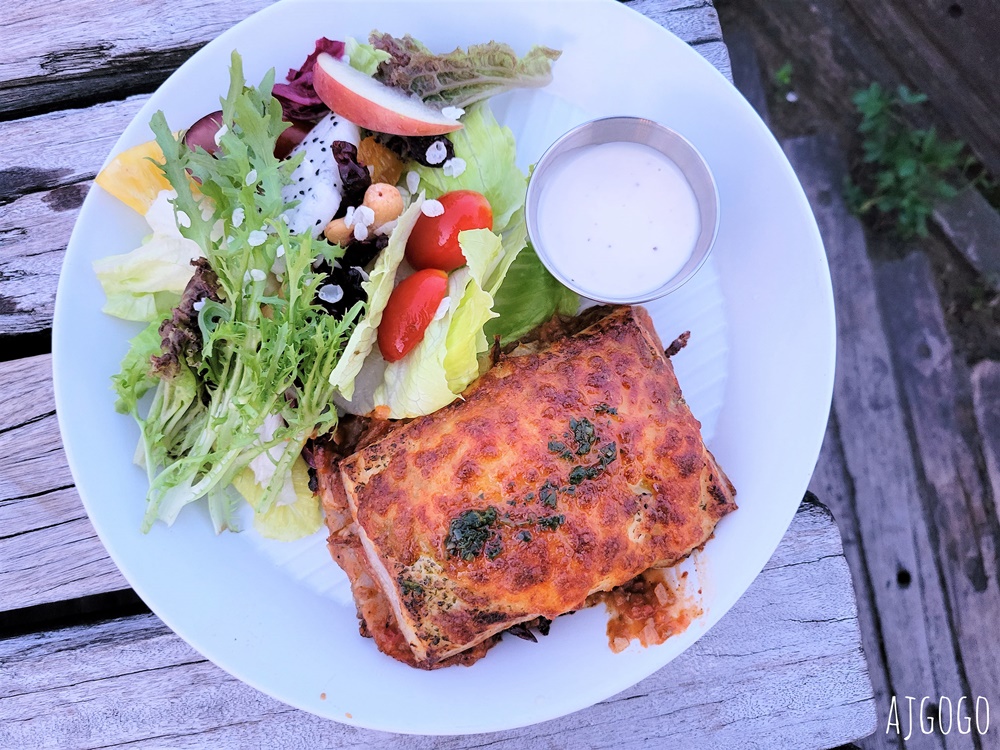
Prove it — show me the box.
[378,269,450,363]
[405,190,493,272]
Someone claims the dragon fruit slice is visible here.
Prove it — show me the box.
[281,113,360,237]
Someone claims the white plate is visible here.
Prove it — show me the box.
[53,0,835,736]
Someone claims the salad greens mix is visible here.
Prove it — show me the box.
[94,33,573,541]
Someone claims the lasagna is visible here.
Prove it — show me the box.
[316,305,736,669]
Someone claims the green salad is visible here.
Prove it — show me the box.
[93,34,577,541]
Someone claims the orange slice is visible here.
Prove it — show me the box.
[95,140,173,215]
[358,137,404,186]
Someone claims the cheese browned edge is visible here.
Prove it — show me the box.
[318,305,736,668]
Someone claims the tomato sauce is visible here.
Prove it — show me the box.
[593,568,701,653]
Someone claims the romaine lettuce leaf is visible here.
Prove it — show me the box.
[484,244,580,345]
[443,270,495,392]
[411,102,526,235]
[374,295,455,419]
[93,234,202,322]
[328,197,424,400]
[372,228,502,418]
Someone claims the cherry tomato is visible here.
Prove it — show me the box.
[405,190,493,272]
[378,268,450,363]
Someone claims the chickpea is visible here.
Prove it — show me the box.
[324,217,352,246]
[362,183,404,227]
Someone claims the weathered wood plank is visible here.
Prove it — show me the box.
[876,250,1000,711]
[728,0,1000,182]
[723,25,771,126]
[809,416,900,750]
[839,0,1000,179]
[0,355,129,610]
[624,0,731,80]
[0,1,272,117]
[0,96,149,335]
[971,361,1000,509]
[0,500,874,750]
[932,188,1000,291]
[0,188,80,336]
[784,134,969,750]
[0,95,148,202]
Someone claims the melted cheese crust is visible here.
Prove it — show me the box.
[331,306,736,667]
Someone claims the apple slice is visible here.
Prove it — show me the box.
[313,52,462,137]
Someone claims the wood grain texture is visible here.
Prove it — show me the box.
[839,0,1000,179]
[0,1,272,117]
[877,251,1000,712]
[0,187,80,336]
[809,416,899,750]
[783,134,968,750]
[623,0,732,79]
[722,24,771,127]
[0,355,128,610]
[932,188,1000,291]
[0,95,148,335]
[0,95,148,202]
[971,361,1000,512]
[0,499,875,750]
[727,0,1000,180]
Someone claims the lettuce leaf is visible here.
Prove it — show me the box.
[411,102,526,235]
[443,269,495,392]
[328,198,424,400]
[272,37,344,123]
[370,32,560,110]
[232,456,322,541]
[111,316,168,414]
[484,244,580,345]
[374,294,455,418]
[372,228,502,418]
[93,234,202,322]
[345,37,391,76]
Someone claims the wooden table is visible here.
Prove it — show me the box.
[0,1,877,747]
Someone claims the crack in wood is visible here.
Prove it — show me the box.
[0,483,75,506]
[0,658,207,702]
[0,515,76,542]
[764,552,843,571]
[0,409,54,438]
[686,35,725,46]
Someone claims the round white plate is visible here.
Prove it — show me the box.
[53,0,835,736]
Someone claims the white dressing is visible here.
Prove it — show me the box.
[536,141,701,298]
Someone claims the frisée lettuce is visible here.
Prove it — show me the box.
[116,53,360,533]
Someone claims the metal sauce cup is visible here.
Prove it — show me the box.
[524,116,720,304]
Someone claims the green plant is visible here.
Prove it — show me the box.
[773,61,794,89]
[845,82,967,238]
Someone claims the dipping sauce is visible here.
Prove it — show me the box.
[535,141,701,299]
